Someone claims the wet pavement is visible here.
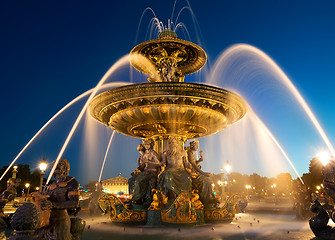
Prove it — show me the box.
[2,198,330,239]
[81,212,319,240]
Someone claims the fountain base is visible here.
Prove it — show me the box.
[99,193,238,226]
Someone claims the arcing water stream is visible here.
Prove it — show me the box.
[209,43,335,158]
[46,54,156,186]
[0,81,129,182]
[3,26,333,189]
[98,130,116,183]
[1,53,156,184]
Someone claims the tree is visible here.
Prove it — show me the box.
[249,173,267,194]
[309,158,323,183]
[0,164,40,196]
[302,158,323,189]
[276,173,292,195]
[31,170,42,190]
[0,166,12,190]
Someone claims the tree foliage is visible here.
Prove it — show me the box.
[0,164,41,196]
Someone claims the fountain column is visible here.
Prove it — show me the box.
[152,135,187,155]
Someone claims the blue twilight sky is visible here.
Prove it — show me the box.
[1,0,335,184]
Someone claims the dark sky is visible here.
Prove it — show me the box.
[1,0,335,185]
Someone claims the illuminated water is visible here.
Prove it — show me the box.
[46,54,156,185]
[98,130,116,182]
[201,43,335,180]
[0,54,155,184]
[208,43,335,157]
[0,81,129,182]
[3,7,333,190]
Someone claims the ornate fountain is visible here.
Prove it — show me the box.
[89,29,247,226]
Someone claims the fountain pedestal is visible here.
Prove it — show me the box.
[146,210,162,226]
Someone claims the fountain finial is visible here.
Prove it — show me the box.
[158,29,177,39]
[130,26,206,83]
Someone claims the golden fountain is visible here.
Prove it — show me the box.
[89,29,247,226]
[89,29,246,152]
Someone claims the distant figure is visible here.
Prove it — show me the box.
[237,195,248,213]
[292,182,313,220]
[88,182,103,216]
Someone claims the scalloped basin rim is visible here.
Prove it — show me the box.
[88,82,247,139]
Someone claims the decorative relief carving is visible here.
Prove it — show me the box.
[89,83,246,140]
[99,194,147,223]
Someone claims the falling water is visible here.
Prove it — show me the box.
[203,109,298,178]
[98,130,116,182]
[46,54,157,186]
[0,82,130,182]
[249,111,304,184]
[208,44,335,157]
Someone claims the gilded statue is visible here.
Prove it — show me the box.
[128,143,146,197]
[185,140,218,207]
[130,139,162,207]
[158,136,192,202]
[148,189,168,210]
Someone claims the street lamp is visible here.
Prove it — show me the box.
[225,161,231,192]
[12,165,18,179]
[245,185,251,194]
[317,151,330,166]
[225,161,231,174]
[39,158,48,192]
[220,168,224,181]
[25,183,30,201]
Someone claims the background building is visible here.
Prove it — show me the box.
[101,175,129,195]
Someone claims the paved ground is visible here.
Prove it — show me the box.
[81,212,317,240]
[80,200,334,240]
[2,198,332,239]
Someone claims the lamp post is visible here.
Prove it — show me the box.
[245,185,251,196]
[225,161,232,174]
[220,168,224,198]
[225,161,231,192]
[39,158,48,192]
[12,165,18,179]
[25,183,30,202]
[271,183,278,205]
[220,168,224,182]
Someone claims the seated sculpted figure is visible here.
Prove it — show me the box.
[186,140,218,207]
[131,139,162,207]
[0,178,20,228]
[36,159,80,240]
[158,136,192,202]
[309,158,335,239]
[128,143,146,197]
